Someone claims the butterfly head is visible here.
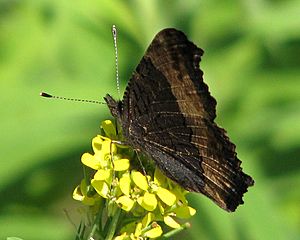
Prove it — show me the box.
[104,94,123,119]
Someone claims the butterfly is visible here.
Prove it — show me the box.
[104,28,254,212]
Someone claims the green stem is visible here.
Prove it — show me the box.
[87,209,103,240]
[160,222,190,239]
[83,166,89,184]
[88,223,98,240]
[105,208,121,240]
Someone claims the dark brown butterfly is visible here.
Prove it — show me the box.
[104,28,254,212]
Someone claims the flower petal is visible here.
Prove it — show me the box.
[92,135,116,155]
[134,222,143,237]
[91,179,109,198]
[117,196,135,212]
[81,153,100,170]
[92,135,107,152]
[137,192,157,211]
[163,215,181,229]
[114,159,130,171]
[72,186,96,206]
[120,173,131,195]
[94,169,112,183]
[156,187,176,206]
[143,224,163,238]
[131,171,149,191]
[73,185,84,201]
[174,205,196,218]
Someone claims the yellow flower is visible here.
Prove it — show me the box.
[174,205,197,219]
[119,172,131,196]
[91,179,110,198]
[163,215,181,229]
[81,136,116,170]
[116,213,163,239]
[131,168,176,213]
[137,192,158,211]
[143,224,163,238]
[116,195,135,212]
[137,213,163,238]
[113,158,130,171]
[73,119,196,239]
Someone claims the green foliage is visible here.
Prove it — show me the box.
[0,0,299,239]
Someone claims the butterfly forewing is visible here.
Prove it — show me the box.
[105,28,254,212]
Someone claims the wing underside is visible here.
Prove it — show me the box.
[117,28,253,211]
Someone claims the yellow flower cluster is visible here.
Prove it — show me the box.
[73,120,196,239]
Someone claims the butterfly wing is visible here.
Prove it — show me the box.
[107,28,253,211]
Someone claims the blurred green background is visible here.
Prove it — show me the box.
[1,0,299,239]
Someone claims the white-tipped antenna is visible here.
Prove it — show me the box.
[40,92,106,104]
[112,25,121,98]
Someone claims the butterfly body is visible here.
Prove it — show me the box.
[105,28,254,212]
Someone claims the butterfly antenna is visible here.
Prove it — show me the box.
[112,24,121,99]
[40,92,106,104]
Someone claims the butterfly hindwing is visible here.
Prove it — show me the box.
[105,28,254,212]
